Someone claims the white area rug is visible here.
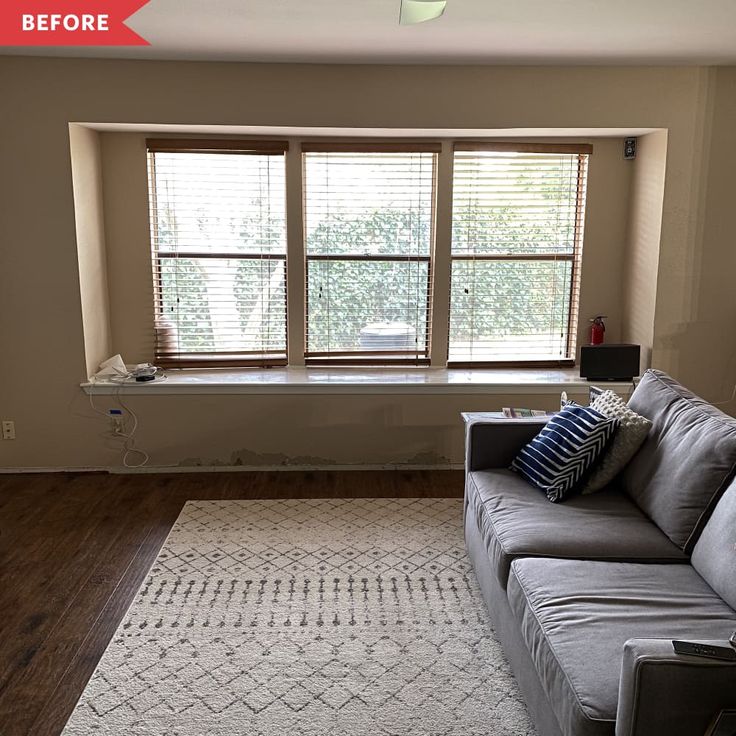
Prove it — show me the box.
[62,498,535,735]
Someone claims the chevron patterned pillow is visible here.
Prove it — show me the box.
[511,405,618,502]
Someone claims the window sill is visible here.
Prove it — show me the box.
[81,367,635,396]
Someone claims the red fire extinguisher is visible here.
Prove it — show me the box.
[590,315,607,345]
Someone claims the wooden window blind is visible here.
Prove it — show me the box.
[302,147,438,365]
[146,140,288,367]
[448,144,590,366]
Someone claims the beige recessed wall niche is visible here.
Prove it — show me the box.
[1,58,734,470]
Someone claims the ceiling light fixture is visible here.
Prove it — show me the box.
[399,0,447,25]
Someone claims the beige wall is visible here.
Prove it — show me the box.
[0,57,731,469]
[98,132,632,364]
[69,124,113,377]
[622,130,667,372]
[70,390,592,470]
[675,67,736,405]
[100,133,155,363]
[575,137,631,350]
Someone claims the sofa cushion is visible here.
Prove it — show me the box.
[580,390,652,494]
[622,369,736,551]
[507,558,736,736]
[466,469,686,588]
[691,478,736,610]
[511,404,618,502]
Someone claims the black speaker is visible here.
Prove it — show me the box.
[580,344,640,382]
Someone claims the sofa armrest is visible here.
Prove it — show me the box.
[616,638,736,736]
[463,414,548,472]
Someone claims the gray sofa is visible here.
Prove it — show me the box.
[463,370,736,736]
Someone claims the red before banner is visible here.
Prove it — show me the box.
[0,0,150,46]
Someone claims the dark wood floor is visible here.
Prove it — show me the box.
[0,469,463,736]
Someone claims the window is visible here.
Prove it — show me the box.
[147,139,288,367]
[302,144,439,364]
[449,144,590,365]
[145,138,592,370]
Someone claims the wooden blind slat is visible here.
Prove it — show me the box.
[453,141,593,154]
[302,141,442,153]
[146,138,289,154]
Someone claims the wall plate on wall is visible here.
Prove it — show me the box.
[624,137,637,159]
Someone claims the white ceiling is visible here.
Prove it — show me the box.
[6,0,736,65]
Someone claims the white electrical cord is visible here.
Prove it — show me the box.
[87,390,111,420]
[114,387,149,468]
[88,386,151,468]
[91,365,168,385]
[88,363,167,467]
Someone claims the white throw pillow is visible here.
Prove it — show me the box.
[580,390,652,494]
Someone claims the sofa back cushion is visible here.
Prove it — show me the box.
[621,370,736,551]
[691,479,736,610]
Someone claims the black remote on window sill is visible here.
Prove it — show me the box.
[672,640,736,661]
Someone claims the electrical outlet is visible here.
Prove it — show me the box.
[108,409,124,435]
[2,420,16,440]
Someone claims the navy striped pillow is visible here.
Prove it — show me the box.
[511,405,618,502]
